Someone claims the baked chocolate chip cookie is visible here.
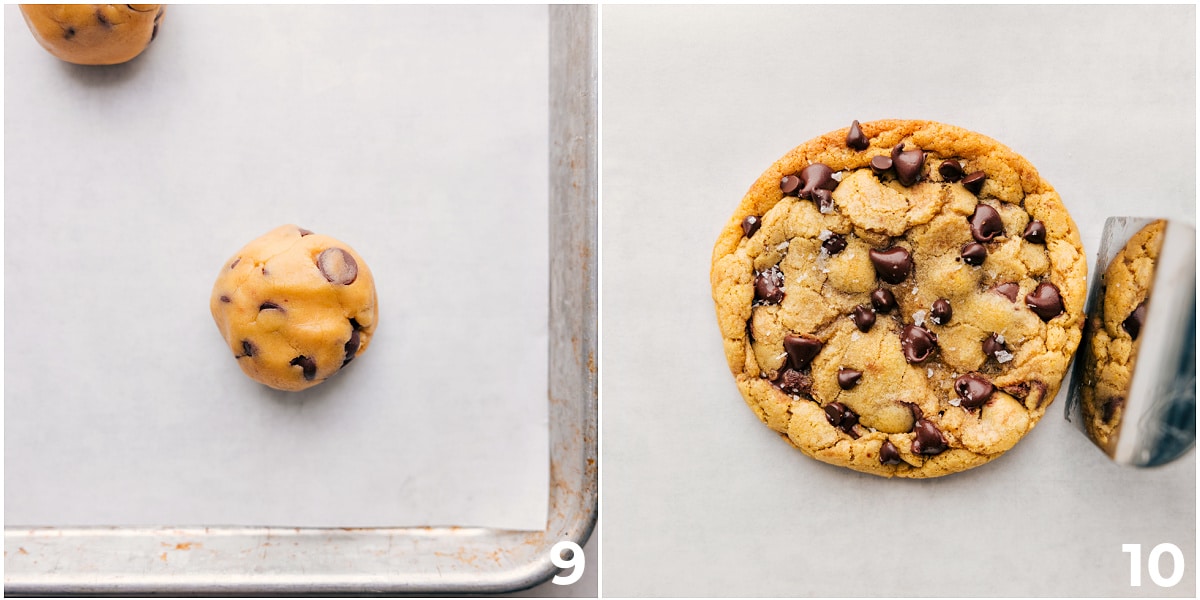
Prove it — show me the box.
[1078,220,1165,455]
[211,225,378,392]
[19,4,164,66]
[711,120,1087,478]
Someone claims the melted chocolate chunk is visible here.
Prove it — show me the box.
[911,418,948,455]
[230,258,241,269]
[823,402,860,436]
[780,175,802,196]
[241,340,256,358]
[900,325,938,364]
[954,373,995,409]
[1122,302,1147,341]
[822,233,848,255]
[869,246,913,284]
[879,439,903,465]
[993,282,1020,302]
[962,171,987,195]
[775,368,813,396]
[1102,396,1125,422]
[95,8,111,27]
[1023,220,1046,244]
[812,189,835,213]
[754,267,785,304]
[891,143,926,186]
[290,355,318,381]
[846,120,869,151]
[219,295,231,303]
[929,299,952,325]
[317,248,359,285]
[982,333,1006,361]
[298,227,314,237]
[851,305,876,332]
[343,329,362,367]
[837,368,862,390]
[870,155,893,176]
[961,242,988,266]
[798,163,838,199]
[742,215,762,238]
[938,159,965,182]
[783,335,823,370]
[969,204,1005,242]
[259,301,283,311]
[64,26,76,40]
[1026,282,1065,321]
[870,288,897,314]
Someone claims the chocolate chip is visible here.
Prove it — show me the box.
[798,163,838,199]
[775,368,812,396]
[822,233,847,255]
[870,288,897,314]
[869,246,913,284]
[812,189,835,213]
[783,335,823,370]
[982,333,1006,360]
[879,439,903,465]
[900,324,938,364]
[851,305,876,332]
[846,120,869,151]
[969,204,1005,242]
[930,299,952,325]
[343,329,361,367]
[1023,220,1046,244]
[870,155,893,176]
[837,368,862,390]
[961,242,987,266]
[754,267,785,305]
[1122,302,1147,341]
[96,9,111,26]
[742,215,762,238]
[259,301,283,311]
[298,227,314,237]
[911,418,948,455]
[230,258,241,269]
[290,355,317,381]
[241,340,256,358]
[151,23,160,41]
[317,248,359,285]
[891,144,926,186]
[993,282,1020,302]
[938,160,965,182]
[349,318,363,331]
[962,171,986,195]
[954,373,995,409]
[219,295,231,303]
[64,26,76,40]
[824,402,859,436]
[780,175,802,196]
[1026,282,1064,321]
[1102,396,1125,421]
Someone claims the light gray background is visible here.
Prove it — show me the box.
[602,5,1195,597]
[5,5,550,531]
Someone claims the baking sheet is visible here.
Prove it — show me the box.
[601,4,1195,597]
[4,4,549,530]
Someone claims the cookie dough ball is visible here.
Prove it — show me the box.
[211,225,378,392]
[19,4,165,65]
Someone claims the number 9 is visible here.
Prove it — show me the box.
[550,540,585,585]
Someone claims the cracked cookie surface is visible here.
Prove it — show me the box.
[711,119,1086,478]
[1079,220,1164,455]
[19,4,165,66]
[211,225,378,392]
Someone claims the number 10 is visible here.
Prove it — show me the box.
[1123,543,1185,587]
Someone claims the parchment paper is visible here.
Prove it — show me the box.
[4,4,549,530]
[601,5,1195,596]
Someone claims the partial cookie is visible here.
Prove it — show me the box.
[711,119,1087,478]
[20,4,164,66]
[1079,220,1165,455]
[211,225,378,392]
